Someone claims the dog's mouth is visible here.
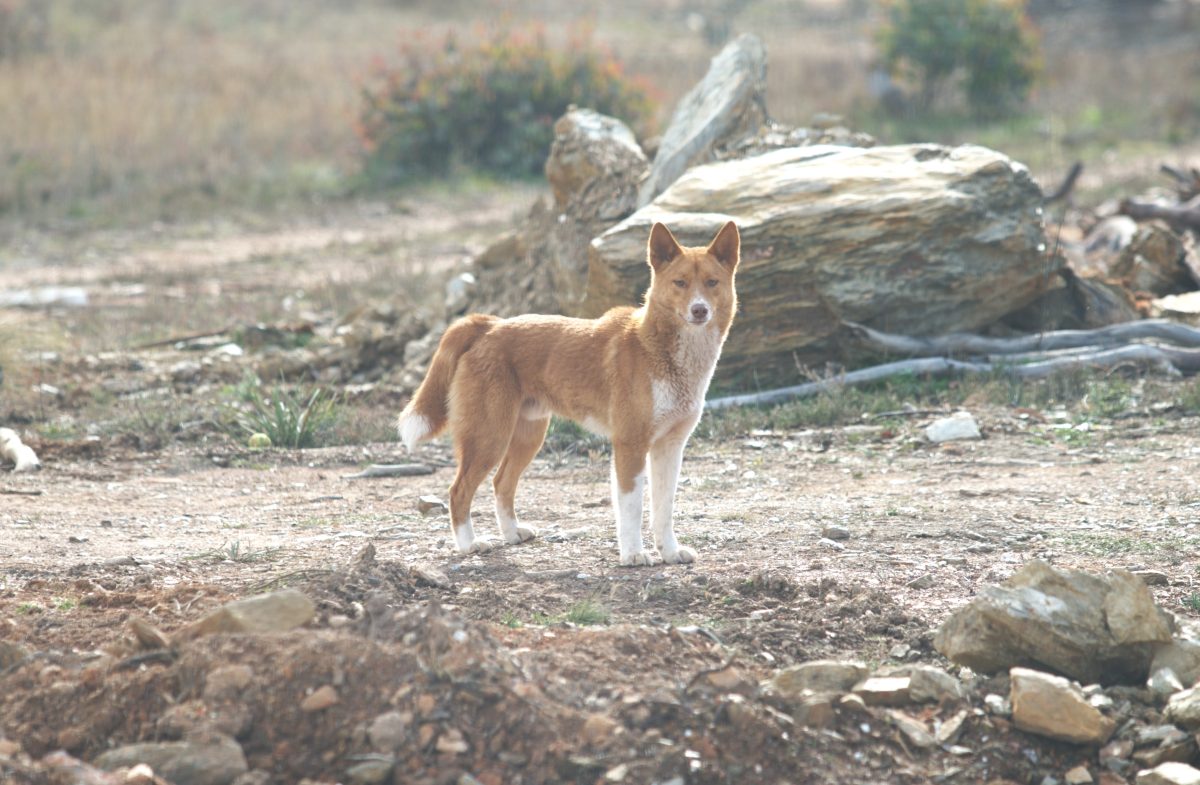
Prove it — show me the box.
[685,315,711,325]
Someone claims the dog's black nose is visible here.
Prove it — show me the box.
[691,303,709,321]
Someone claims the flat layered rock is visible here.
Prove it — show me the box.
[587,143,1050,388]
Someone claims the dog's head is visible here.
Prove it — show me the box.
[646,220,739,332]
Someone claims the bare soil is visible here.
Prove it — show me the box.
[3,190,1200,784]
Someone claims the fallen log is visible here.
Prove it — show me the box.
[845,319,1200,357]
[0,428,40,472]
[705,343,1199,410]
[343,463,434,480]
[1119,198,1200,232]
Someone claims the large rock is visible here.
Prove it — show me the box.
[1009,667,1116,745]
[1138,763,1200,785]
[586,143,1051,388]
[934,561,1173,684]
[544,108,646,212]
[637,34,767,207]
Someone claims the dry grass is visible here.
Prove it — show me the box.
[0,0,1197,226]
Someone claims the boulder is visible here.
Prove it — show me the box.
[637,34,767,207]
[586,143,1051,388]
[1009,667,1116,745]
[934,561,1173,684]
[544,108,647,212]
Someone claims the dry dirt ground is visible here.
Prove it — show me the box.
[4,190,1200,784]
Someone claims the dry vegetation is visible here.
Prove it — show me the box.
[1,0,1197,229]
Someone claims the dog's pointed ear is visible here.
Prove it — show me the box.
[648,222,683,272]
[707,220,740,272]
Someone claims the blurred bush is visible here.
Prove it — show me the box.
[357,23,655,183]
[0,0,49,61]
[879,0,1040,117]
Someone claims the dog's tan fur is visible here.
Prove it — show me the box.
[399,221,740,565]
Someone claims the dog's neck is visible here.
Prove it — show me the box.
[638,303,727,381]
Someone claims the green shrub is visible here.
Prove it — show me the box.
[879,0,1040,117]
[357,23,655,182]
[234,383,338,449]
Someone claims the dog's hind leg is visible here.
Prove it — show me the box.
[447,370,520,555]
[492,414,549,544]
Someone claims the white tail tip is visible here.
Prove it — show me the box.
[398,412,432,452]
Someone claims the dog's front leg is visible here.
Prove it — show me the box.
[650,431,695,565]
[611,441,652,566]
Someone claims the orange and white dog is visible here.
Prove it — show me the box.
[398,221,739,566]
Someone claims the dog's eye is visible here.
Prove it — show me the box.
[706,279,718,288]
[673,280,686,288]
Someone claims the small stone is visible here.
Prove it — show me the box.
[1100,738,1133,764]
[436,729,469,754]
[925,412,981,443]
[889,643,911,660]
[1065,766,1093,785]
[346,759,394,785]
[0,641,30,671]
[604,763,629,782]
[204,665,254,701]
[703,665,752,692]
[889,711,936,748]
[300,685,339,713]
[94,737,248,785]
[821,525,850,541]
[1137,762,1200,785]
[581,713,620,745]
[985,692,1012,717]
[1134,570,1171,586]
[368,711,410,752]
[819,537,845,551]
[838,693,868,712]
[936,709,969,745]
[415,694,437,716]
[1010,668,1116,745]
[771,660,868,695]
[906,573,936,590]
[176,589,315,642]
[1150,667,1186,698]
[411,565,452,589]
[0,739,22,757]
[749,609,774,621]
[853,676,912,706]
[417,496,448,516]
[793,695,835,728]
[1166,686,1200,729]
[879,664,965,703]
[125,764,156,785]
[129,618,171,651]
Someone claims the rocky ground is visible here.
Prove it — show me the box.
[5,179,1200,784]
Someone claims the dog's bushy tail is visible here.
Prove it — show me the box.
[397,314,497,451]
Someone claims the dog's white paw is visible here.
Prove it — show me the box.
[468,536,504,554]
[619,551,657,567]
[661,545,696,565]
[505,525,538,545]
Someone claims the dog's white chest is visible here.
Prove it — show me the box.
[651,328,722,439]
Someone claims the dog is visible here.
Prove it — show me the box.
[398,220,739,565]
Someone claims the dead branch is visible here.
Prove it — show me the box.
[1044,162,1083,204]
[845,319,1200,357]
[343,463,434,479]
[0,488,43,495]
[0,428,41,472]
[705,343,1199,410]
[1119,198,1200,232]
[132,327,233,351]
[1161,164,1200,201]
